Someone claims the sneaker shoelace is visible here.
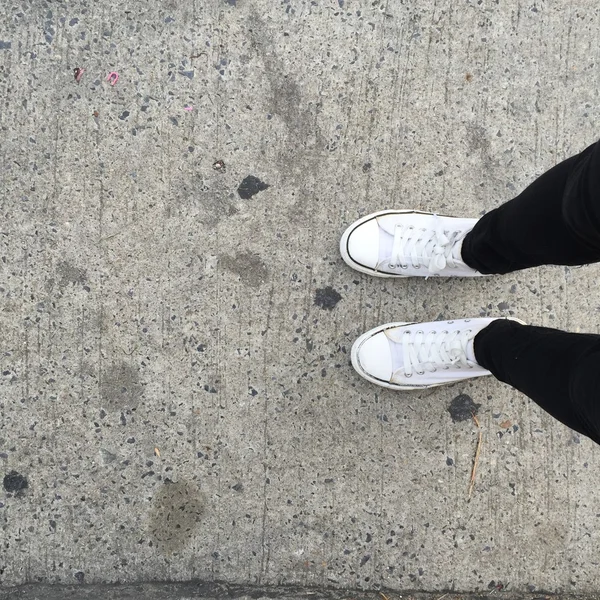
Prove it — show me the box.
[391,328,475,380]
[389,216,467,274]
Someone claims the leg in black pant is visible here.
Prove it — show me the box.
[474,319,600,445]
[463,139,600,445]
[462,139,600,273]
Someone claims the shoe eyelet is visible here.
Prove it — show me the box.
[432,367,437,372]
[405,373,412,378]
[443,366,450,370]
[417,330,424,335]
[414,265,421,269]
[389,264,396,269]
[401,264,408,270]
[448,320,454,324]
[417,371,425,376]
[442,330,448,334]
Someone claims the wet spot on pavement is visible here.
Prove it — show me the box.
[148,480,206,554]
[220,252,269,287]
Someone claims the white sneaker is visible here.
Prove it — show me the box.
[351,317,525,390]
[340,210,486,278]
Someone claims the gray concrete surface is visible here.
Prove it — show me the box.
[2,583,599,600]
[2,0,600,596]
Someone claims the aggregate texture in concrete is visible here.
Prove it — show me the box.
[2,582,600,600]
[1,0,600,597]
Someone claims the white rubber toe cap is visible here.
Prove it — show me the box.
[353,333,393,383]
[344,218,380,269]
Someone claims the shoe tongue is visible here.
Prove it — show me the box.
[465,337,477,364]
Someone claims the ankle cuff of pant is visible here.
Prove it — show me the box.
[461,231,484,272]
[473,319,520,370]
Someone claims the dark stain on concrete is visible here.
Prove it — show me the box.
[57,261,87,288]
[148,480,206,554]
[237,175,270,200]
[100,361,142,410]
[448,394,481,423]
[314,286,342,310]
[3,470,28,494]
[220,252,269,287]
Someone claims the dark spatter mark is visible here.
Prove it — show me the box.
[220,252,269,287]
[3,471,28,494]
[237,175,270,199]
[74,572,85,583]
[360,554,371,567]
[119,110,130,120]
[231,482,243,492]
[497,301,510,311]
[57,261,86,288]
[362,162,372,172]
[314,286,342,310]
[446,457,454,466]
[100,361,142,410]
[448,394,481,423]
[148,480,206,554]
[179,70,194,79]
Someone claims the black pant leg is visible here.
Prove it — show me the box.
[462,141,600,274]
[474,319,600,445]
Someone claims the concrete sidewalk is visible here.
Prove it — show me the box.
[2,583,600,600]
[1,0,600,596]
